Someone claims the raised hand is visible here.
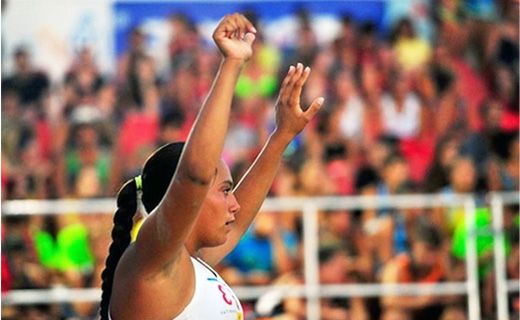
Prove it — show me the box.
[212,13,257,62]
[274,63,325,139]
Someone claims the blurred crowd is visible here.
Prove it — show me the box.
[2,1,519,319]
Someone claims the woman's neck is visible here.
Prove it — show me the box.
[184,236,201,257]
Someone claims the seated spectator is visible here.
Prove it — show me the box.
[432,156,478,232]
[487,136,519,191]
[285,9,319,68]
[319,246,369,320]
[168,13,200,74]
[116,27,160,110]
[358,22,379,66]
[109,95,159,192]
[2,89,28,169]
[157,110,186,146]
[324,142,356,195]
[222,212,298,285]
[379,69,423,139]
[423,133,462,193]
[372,155,414,264]
[488,64,519,131]
[2,216,48,290]
[235,18,280,100]
[380,222,445,320]
[33,216,94,273]
[356,136,398,193]
[5,128,53,199]
[320,209,372,280]
[64,123,111,197]
[2,46,50,112]
[33,214,97,318]
[299,158,337,196]
[64,47,105,106]
[391,18,432,72]
[461,99,517,181]
[330,69,366,145]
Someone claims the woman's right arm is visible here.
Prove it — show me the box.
[131,14,256,275]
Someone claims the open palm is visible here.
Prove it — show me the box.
[274,63,325,138]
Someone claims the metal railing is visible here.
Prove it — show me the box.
[2,192,519,320]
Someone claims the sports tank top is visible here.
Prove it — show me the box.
[109,257,243,320]
[175,257,243,319]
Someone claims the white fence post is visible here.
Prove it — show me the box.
[464,198,481,320]
[491,194,509,320]
[302,204,320,320]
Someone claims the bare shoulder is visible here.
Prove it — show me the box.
[110,247,196,319]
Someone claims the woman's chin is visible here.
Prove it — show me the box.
[206,232,228,248]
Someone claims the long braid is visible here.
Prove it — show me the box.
[99,142,185,319]
[99,180,137,320]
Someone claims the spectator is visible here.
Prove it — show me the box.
[435,156,478,231]
[391,18,432,72]
[374,155,414,262]
[461,98,516,181]
[319,246,369,320]
[64,123,111,197]
[6,127,53,199]
[423,133,461,193]
[222,212,298,285]
[2,46,50,112]
[287,9,319,68]
[358,22,379,66]
[323,142,356,196]
[330,69,365,144]
[235,13,280,101]
[487,136,519,192]
[116,27,159,110]
[63,47,104,107]
[488,64,519,131]
[168,13,200,74]
[2,89,28,168]
[320,209,372,279]
[380,222,445,320]
[379,69,423,139]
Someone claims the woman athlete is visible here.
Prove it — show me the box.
[100,13,324,320]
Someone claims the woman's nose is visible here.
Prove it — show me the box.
[229,193,240,214]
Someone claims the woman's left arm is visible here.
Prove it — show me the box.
[201,63,324,266]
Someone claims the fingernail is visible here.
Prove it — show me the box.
[289,65,295,72]
[317,97,325,105]
[297,63,303,70]
[251,27,257,33]
[304,66,310,73]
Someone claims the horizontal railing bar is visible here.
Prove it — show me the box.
[5,192,518,216]
[2,282,470,305]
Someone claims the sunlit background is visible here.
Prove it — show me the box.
[1,1,519,319]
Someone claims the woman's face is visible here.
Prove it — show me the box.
[195,160,241,247]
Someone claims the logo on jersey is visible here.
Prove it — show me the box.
[218,284,233,305]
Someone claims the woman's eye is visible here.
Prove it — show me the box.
[223,188,231,195]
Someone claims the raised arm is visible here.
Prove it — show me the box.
[201,63,324,265]
[132,14,256,275]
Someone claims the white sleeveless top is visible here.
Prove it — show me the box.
[109,257,243,320]
[175,257,243,319]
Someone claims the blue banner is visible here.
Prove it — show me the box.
[114,1,386,56]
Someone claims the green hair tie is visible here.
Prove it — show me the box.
[135,175,143,191]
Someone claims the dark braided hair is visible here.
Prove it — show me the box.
[99,142,185,320]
